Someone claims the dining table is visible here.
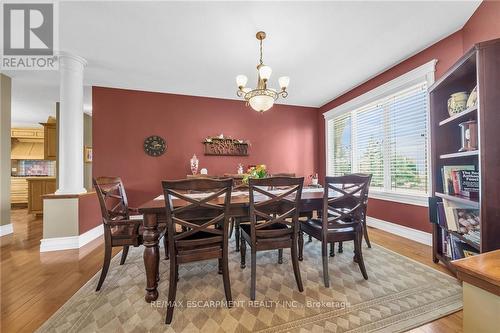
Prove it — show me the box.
[137,187,325,302]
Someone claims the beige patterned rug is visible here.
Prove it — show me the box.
[36,239,462,333]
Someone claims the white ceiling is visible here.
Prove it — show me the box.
[6,1,481,124]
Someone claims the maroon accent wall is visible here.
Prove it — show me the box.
[462,1,500,51]
[317,1,500,233]
[78,193,101,234]
[93,87,318,206]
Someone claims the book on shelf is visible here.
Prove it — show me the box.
[436,198,481,249]
[459,170,479,197]
[442,230,451,258]
[463,230,480,245]
[441,165,475,196]
[449,233,480,260]
[453,208,480,235]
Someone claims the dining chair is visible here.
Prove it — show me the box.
[239,176,304,300]
[298,174,371,287]
[93,176,167,291]
[162,178,233,324]
[234,172,313,254]
[331,173,373,256]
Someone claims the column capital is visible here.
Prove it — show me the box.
[57,51,87,67]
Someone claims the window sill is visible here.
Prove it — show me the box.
[369,190,429,207]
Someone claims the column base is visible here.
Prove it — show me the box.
[55,188,88,195]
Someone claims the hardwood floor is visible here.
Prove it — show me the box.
[0,208,462,332]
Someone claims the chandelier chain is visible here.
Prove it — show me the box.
[259,39,263,65]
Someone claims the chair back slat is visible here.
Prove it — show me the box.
[322,174,371,228]
[93,177,130,222]
[162,178,233,247]
[248,177,304,241]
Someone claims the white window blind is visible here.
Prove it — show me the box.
[327,82,429,196]
[327,113,351,177]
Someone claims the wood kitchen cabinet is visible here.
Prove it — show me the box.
[27,177,56,215]
[11,177,28,204]
[41,122,57,160]
[11,128,44,139]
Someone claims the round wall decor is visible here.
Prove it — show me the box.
[143,135,166,157]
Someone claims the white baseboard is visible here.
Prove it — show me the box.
[40,224,103,252]
[366,216,432,246]
[79,224,104,248]
[0,223,14,237]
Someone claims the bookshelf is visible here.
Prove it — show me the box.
[429,38,500,274]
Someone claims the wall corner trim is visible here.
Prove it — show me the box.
[367,216,432,246]
[0,223,14,237]
[40,224,103,252]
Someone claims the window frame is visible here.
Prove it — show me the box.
[324,59,437,207]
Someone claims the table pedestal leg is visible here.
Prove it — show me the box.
[143,213,160,302]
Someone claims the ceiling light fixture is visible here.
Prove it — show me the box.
[236,31,289,112]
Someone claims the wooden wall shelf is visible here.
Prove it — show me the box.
[440,150,479,159]
[435,192,480,208]
[439,105,477,126]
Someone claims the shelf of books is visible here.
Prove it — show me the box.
[428,38,500,274]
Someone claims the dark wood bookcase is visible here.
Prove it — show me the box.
[429,38,500,274]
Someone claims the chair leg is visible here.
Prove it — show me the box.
[240,238,246,269]
[363,219,371,248]
[278,249,283,264]
[250,249,257,300]
[120,245,129,265]
[235,220,240,252]
[165,261,179,324]
[308,235,312,243]
[218,258,223,274]
[228,218,234,238]
[291,239,304,292]
[221,250,232,304]
[321,239,330,288]
[96,240,112,291]
[329,242,335,257]
[163,235,169,260]
[338,241,343,253]
[355,230,368,280]
[298,231,304,261]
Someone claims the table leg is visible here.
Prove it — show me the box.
[143,213,160,302]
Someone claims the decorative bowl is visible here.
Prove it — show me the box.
[447,91,469,116]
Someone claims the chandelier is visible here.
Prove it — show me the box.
[236,31,289,112]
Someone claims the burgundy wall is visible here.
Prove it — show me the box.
[93,87,318,206]
[78,193,101,234]
[317,1,500,233]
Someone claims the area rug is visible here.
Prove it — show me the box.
[36,239,462,333]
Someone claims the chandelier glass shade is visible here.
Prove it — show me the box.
[236,31,289,112]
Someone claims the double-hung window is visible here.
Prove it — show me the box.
[325,60,436,206]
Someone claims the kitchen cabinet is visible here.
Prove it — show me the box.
[27,177,56,215]
[11,128,45,160]
[41,122,57,160]
[11,128,44,139]
[11,177,28,204]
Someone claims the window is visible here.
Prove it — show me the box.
[324,60,436,206]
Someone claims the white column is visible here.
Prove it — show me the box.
[56,53,87,194]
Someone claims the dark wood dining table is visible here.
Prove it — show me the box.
[137,189,324,302]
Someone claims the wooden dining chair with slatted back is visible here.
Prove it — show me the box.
[298,174,371,287]
[239,176,304,300]
[162,178,233,324]
[93,177,167,291]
